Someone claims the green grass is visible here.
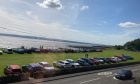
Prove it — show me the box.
[0,49,140,76]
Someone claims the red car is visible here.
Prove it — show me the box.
[90,58,100,65]
[4,64,22,75]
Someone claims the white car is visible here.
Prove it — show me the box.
[3,48,13,54]
[0,50,3,55]
[38,62,55,76]
[66,59,80,68]
[111,57,121,63]
[53,60,72,69]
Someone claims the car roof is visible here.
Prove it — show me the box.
[7,48,12,50]
[9,65,21,69]
[66,59,74,61]
[39,62,48,64]
[66,59,73,61]
[29,63,42,67]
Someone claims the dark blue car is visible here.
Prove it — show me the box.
[14,48,25,54]
[115,69,133,80]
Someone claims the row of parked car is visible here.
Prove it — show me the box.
[0,47,103,55]
[0,48,33,54]
[4,62,55,77]
[3,55,134,77]
[0,48,49,54]
[53,55,134,69]
[0,48,66,54]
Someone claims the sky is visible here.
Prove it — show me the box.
[0,0,140,45]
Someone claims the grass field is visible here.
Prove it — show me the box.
[0,49,140,76]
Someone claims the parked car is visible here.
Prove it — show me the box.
[14,48,25,54]
[122,55,134,60]
[98,57,110,63]
[53,60,72,69]
[95,57,111,64]
[110,57,121,63]
[35,49,41,53]
[104,57,112,63]
[4,64,22,75]
[115,69,133,80]
[115,56,127,61]
[89,58,100,65]
[66,59,80,68]
[22,63,44,76]
[38,62,55,76]
[24,49,32,54]
[76,59,90,66]
[3,48,13,54]
[0,50,3,55]
[81,58,94,65]
[94,58,105,64]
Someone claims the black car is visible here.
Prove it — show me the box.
[24,49,32,54]
[22,63,44,76]
[81,58,94,65]
[76,59,90,66]
[104,58,112,63]
[115,69,133,80]
[122,55,134,60]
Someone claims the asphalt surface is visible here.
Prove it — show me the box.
[35,64,140,84]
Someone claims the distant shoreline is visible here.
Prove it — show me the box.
[0,33,103,48]
[0,33,99,45]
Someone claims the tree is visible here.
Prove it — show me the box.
[114,45,124,50]
[124,38,140,51]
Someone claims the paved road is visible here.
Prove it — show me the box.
[36,64,140,84]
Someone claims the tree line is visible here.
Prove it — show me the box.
[114,38,140,51]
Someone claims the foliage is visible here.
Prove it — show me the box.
[124,38,140,51]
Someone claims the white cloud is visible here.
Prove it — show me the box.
[80,5,89,11]
[36,0,63,10]
[119,22,140,28]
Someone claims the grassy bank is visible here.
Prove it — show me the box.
[0,49,140,76]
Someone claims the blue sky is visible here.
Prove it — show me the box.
[0,0,140,45]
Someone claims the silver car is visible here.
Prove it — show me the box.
[53,60,72,69]
[66,59,80,68]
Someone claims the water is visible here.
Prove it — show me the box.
[0,35,96,49]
